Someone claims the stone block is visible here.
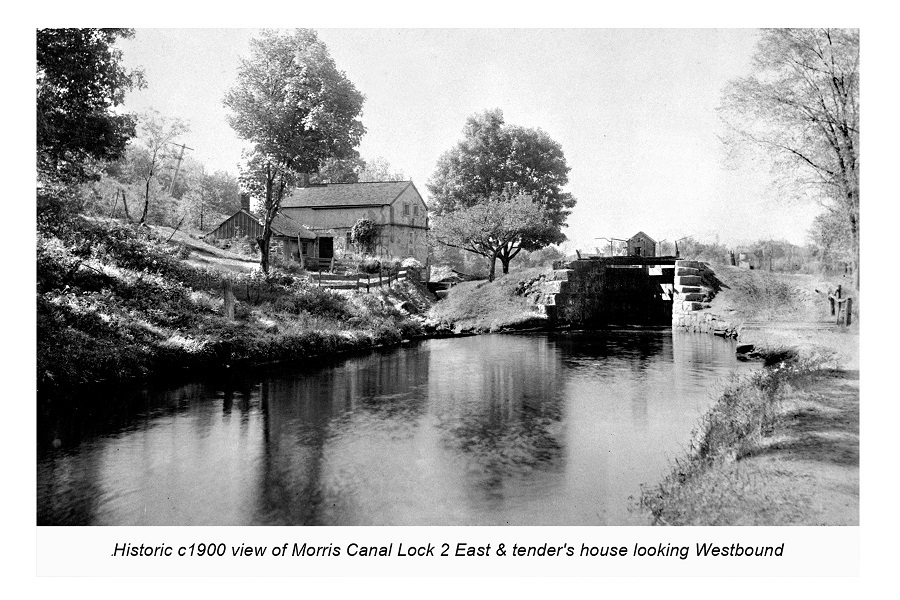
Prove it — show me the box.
[675,267,700,276]
[675,275,702,286]
[681,292,707,302]
[681,301,703,311]
[550,269,574,281]
[675,260,700,269]
[674,285,703,294]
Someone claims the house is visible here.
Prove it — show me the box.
[280,180,429,264]
[626,231,656,257]
[204,193,318,262]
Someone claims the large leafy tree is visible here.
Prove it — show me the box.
[428,109,575,275]
[224,29,365,274]
[432,193,556,281]
[37,28,144,181]
[720,29,859,288]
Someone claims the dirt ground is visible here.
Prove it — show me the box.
[150,225,259,274]
[647,266,860,525]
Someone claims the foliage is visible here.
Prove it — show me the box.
[720,28,859,287]
[223,28,366,274]
[431,193,556,280]
[808,208,853,274]
[357,256,382,274]
[350,218,380,253]
[37,216,433,395]
[37,28,145,181]
[428,109,575,274]
[312,155,405,184]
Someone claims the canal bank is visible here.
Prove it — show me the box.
[639,265,859,526]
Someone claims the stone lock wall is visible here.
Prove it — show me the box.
[540,258,673,326]
[671,260,739,338]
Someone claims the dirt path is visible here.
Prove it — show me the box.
[715,369,859,525]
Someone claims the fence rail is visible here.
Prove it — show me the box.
[308,269,414,292]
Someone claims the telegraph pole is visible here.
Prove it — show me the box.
[167,141,195,194]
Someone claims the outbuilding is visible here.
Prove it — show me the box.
[626,231,656,257]
[204,193,318,263]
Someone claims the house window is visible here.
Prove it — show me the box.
[413,205,418,216]
[390,206,394,220]
[403,204,409,216]
[390,230,394,243]
[346,231,352,248]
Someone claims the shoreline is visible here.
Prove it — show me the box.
[639,324,859,525]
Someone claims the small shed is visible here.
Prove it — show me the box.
[204,193,318,262]
[626,231,656,257]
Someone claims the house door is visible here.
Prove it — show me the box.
[319,237,333,259]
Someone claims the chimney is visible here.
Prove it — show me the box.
[240,193,250,212]
[299,172,310,188]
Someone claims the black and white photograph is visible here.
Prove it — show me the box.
[34,26,862,532]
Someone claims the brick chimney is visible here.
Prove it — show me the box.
[240,193,250,212]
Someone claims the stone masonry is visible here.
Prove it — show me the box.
[671,260,739,338]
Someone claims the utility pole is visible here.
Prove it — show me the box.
[167,141,195,195]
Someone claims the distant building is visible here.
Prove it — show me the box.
[280,181,429,264]
[626,231,656,257]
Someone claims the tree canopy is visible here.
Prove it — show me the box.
[37,28,144,181]
[431,193,556,281]
[223,28,365,273]
[428,109,575,274]
[720,28,859,286]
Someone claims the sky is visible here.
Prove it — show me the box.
[116,28,821,251]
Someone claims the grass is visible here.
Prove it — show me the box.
[37,216,433,397]
[709,265,845,323]
[638,344,858,526]
[427,267,549,333]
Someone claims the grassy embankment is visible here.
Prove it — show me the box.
[641,266,859,525]
[427,267,550,333]
[37,216,434,398]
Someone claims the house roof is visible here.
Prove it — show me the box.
[628,231,656,244]
[281,181,417,209]
[270,212,317,239]
[204,209,316,240]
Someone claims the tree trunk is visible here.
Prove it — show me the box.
[488,251,499,282]
[500,255,511,275]
[257,235,270,275]
[849,209,859,291]
[120,190,132,222]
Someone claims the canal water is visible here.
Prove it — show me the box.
[37,330,749,526]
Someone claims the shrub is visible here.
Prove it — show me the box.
[358,256,382,274]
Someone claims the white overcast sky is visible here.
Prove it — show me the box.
[117,28,821,250]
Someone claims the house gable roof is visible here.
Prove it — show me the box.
[628,231,656,244]
[270,212,317,239]
[204,209,316,240]
[281,181,416,209]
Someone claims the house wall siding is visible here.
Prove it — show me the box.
[206,211,264,241]
[280,184,429,264]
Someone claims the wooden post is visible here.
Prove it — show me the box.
[845,297,853,326]
[356,272,360,291]
[379,266,383,288]
[223,279,235,320]
[318,268,322,287]
[366,273,370,293]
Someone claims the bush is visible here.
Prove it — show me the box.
[358,256,382,274]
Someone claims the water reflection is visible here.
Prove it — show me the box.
[37,331,748,525]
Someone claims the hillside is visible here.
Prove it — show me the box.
[37,218,434,396]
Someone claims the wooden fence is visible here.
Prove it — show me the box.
[308,269,415,291]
